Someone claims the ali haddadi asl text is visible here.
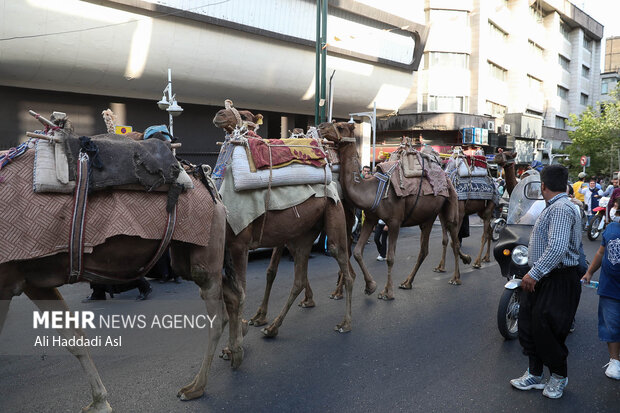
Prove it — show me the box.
[34,335,121,347]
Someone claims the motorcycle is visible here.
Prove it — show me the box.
[492,172,544,340]
[587,196,609,241]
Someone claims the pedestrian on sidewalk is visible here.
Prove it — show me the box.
[581,203,620,380]
[375,219,388,261]
[509,164,582,399]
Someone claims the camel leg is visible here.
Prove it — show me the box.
[472,205,494,268]
[481,209,494,263]
[398,221,432,290]
[433,214,449,273]
[222,246,247,368]
[178,264,228,400]
[324,202,354,333]
[457,203,472,265]
[330,206,356,300]
[23,286,111,413]
[249,247,282,327]
[378,225,402,300]
[352,219,378,295]
[446,214,464,285]
[261,233,315,338]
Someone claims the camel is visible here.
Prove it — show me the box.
[494,150,518,196]
[433,151,498,272]
[0,115,232,411]
[211,103,356,338]
[317,121,465,300]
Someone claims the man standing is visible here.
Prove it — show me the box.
[510,165,582,399]
[603,177,618,197]
[572,172,586,203]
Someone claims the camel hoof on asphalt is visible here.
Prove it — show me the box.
[249,316,267,327]
[377,293,394,301]
[398,282,412,290]
[329,293,343,300]
[230,347,244,369]
[364,281,377,295]
[334,324,352,333]
[472,263,481,269]
[219,348,231,360]
[82,401,113,413]
[462,255,472,265]
[483,257,491,263]
[261,326,278,338]
[448,279,462,285]
[433,267,446,273]
[177,388,204,401]
[298,299,316,308]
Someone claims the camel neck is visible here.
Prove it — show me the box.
[337,142,381,211]
[503,162,517,196]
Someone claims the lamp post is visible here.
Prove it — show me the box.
[157,68,183,140]
[349,101,377,170]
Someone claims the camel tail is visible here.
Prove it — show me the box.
[443,179,459,225]
[223,248,242,295]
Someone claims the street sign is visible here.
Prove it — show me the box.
[580,156,587,166]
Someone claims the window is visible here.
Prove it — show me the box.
[580,93,589,105]
[529,40,544,58]
[526,109,543,116]
[488,61,507,81]
[583,35,592,52]
[528,75,543,92]
[425,52,469,69]
[560,21,571,40]
[555,116,566,129]
[488,20,507,41]
[557,85,569,99]
[423,95,468,112]
[582,65,590,78]
[486,100,506,118]
[558,54,570,71]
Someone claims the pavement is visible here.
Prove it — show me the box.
[0,225,618,412]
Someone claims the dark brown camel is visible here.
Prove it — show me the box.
[211,105,356,337]
[0,124,230,410]
[317,121,465,300]
[494,150,518,196]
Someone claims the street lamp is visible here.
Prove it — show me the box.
[157,68,183,140]
[349,101,377,170]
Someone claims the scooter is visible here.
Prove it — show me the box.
[587,196,609,241]
[493,172,544,340]
[491,198,509,242]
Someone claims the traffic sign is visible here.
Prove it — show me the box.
[115,125,132,135]
[580,156,587,166]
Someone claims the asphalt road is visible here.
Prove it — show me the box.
[0,224,618,412]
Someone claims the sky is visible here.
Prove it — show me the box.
[579,0,620,66]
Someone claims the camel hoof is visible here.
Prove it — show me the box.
[334,323,352,333]
[82,401,112,413]
[298,299,316,308]
[230,347,244,369]
[219,348,231,360]
[483,257,491,263]
[448,279,462,285]
[377,293,394,301]
[472,263,481,269]
[177,388,204,401]
[462,255,472,265]
[398,283,412,290]
[433,267,446,273]
[249,316,267,327]
[329,293,344,300]
[261,326,279,338]
[364,281,377,295]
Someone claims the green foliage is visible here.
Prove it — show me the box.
[566,84,620,179]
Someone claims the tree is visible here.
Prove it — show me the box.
[565,84,620,179]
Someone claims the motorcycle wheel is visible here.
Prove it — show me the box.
[491,219,506,242]
[497,288,520,340]
[587,215,602,241]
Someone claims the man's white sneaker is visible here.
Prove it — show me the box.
[604,358,620,380]
[510,369,546,390]
[376,255,386,261]
[542,374,568,399]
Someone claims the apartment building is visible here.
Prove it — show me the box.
[380,0,603,166]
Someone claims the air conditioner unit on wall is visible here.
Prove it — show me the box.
[486,120,495,131]
[503,124,511,134]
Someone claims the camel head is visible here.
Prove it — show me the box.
[494,150,517,166]
[317,121,356,144]
[213,99,263,133]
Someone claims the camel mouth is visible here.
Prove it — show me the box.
[212,116,228,128]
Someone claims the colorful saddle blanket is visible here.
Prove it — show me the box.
[451,175,499,204]
[247,137,327,170]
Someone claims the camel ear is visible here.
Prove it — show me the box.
[255,114,263,125]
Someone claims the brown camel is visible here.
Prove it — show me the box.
[434,153,498,272]
[211,105,356,338]
[317,121,465,300]
[0,122,231,410]
[494,150,518,196]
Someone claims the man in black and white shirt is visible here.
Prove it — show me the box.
[510,165,582,399]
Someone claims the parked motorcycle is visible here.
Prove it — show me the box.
[491,198,509,242]
[492,172,544,340]
[587,196,609,241]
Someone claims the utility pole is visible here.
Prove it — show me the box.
[315,0,328,125]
